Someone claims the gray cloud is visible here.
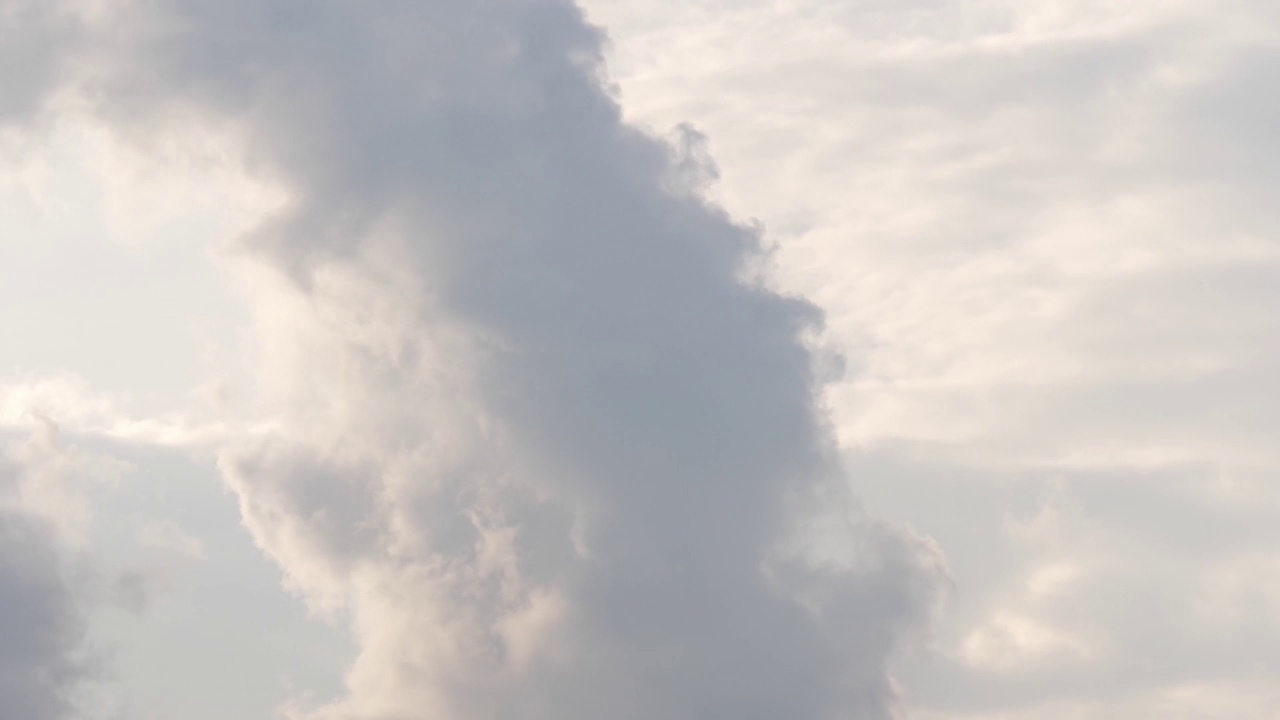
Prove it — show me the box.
[0,437,91,720]
[0,0,79,124]
[573,1,1280,717]
[3,0,947,718]
[15,0,1280,718]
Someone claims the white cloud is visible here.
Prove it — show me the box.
[0,373,270,449]
[575,1,1280,716]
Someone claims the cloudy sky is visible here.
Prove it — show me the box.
[2,1,1279,719]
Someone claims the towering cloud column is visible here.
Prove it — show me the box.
[4,1,945,718]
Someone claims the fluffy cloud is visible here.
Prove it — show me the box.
[16,1,1278,718]
[3,1,949,718]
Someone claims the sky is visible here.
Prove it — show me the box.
[1,1,1279,719]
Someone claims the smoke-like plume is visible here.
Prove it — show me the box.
[6,1,944,717]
